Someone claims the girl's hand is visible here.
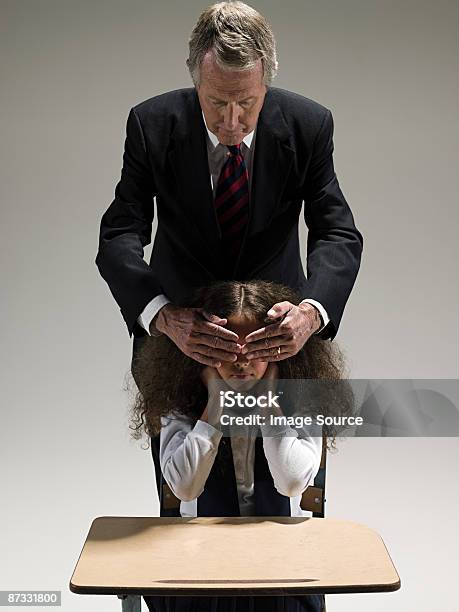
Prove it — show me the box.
[255,362,279,400]
[260,362,282,418]
[200,367,224,426]
[200,366,222,388]
[263,362,279,381]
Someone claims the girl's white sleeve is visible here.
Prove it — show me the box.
[259,421,323,498]
[159,411,223,502]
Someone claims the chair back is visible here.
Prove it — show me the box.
[300,432,327,517]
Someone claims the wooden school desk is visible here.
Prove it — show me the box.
[69,516,400,611]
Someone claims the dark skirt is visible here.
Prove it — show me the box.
[143,594,325,612]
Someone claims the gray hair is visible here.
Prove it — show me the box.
[186,1,278,88]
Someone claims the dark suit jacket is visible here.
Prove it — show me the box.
[95,86,363,342]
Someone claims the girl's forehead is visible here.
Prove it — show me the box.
[226,315,261,334]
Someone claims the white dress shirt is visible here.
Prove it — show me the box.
[137,111,330,335]
[159,409,323,518]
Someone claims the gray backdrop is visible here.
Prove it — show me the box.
[2,0,458,610]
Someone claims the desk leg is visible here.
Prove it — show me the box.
[117,594,141,612]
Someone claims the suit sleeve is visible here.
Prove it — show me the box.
[95,107,161,337]
[302,109,363,340]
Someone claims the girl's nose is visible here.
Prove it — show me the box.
[235,354,250,367]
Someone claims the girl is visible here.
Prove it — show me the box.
[130,280,348,612]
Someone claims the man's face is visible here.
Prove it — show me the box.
[196,50,267,146]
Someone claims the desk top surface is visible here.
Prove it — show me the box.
[70,516,400,596]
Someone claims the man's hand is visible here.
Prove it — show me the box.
[241,301,322,362]
[153,304,241,367]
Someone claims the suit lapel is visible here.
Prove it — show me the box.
[234,88,296,274]
[168,90,222,263]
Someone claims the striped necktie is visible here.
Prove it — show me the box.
[214,143,249,270]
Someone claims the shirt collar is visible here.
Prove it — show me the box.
[202,110,255,150]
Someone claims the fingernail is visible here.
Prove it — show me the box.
[215,362,221,368]
[267,309,275,316]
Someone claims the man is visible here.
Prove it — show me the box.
[96,1,363,362]
[95,0,363,507]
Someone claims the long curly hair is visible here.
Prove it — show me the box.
[128,280,352,449]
